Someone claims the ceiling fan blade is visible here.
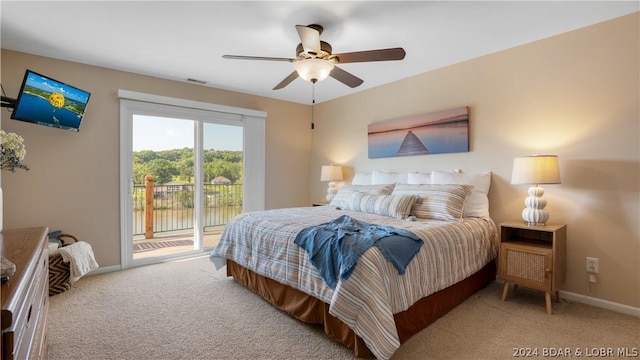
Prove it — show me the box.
[296,25,321,56]
[333,47,406,63]
[329,66,364,88]
[273,71,299,90]
[223,55,293,62]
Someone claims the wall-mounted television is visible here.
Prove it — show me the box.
[11,69,91,132]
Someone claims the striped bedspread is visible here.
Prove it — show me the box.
[209,206,498,360]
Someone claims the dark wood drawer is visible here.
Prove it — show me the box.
[13,247,48,360]
[1,227,49,360]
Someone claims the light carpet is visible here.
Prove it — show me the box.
[48,256,639,360]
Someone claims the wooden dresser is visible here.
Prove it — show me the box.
[1,227,49,360]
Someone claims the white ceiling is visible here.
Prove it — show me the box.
[1,1,637,104]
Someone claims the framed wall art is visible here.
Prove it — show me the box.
[368,106,469,159]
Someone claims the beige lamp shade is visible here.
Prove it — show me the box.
[511,155,561,226]
[511,155,561,185]
[320,165,343,182]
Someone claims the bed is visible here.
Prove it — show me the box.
[210,171,498,359]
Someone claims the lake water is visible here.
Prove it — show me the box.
[13,93,83,130]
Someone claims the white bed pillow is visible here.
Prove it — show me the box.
[392,183,473,221]
[351,172,372,185]
[407,169,462,185]
[407,172,432,184]
[371,170,408,185]
[329,183,395,209]
[344,192,419,219]
[430,170,492,218]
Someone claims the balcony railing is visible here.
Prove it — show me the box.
[132,179,242,237]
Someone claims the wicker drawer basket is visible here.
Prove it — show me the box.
[48,234,78,296]
[49,254,71,296]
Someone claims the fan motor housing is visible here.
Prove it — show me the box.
[296,41,333,59]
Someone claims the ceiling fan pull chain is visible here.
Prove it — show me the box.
[311,82,315,130]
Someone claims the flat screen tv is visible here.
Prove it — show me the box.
[11,69,91,132]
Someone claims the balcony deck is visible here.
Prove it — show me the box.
[132,226,223,260]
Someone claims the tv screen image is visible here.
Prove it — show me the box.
[11,70,91,132]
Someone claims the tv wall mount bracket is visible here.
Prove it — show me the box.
[1,96,16,109]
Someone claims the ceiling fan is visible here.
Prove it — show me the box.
[222,24,406,90]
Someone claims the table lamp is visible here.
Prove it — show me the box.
[320,164,343,202]
[511,155,561,226]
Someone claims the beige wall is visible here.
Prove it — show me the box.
[1,51,311,267]
[311,13,639,308]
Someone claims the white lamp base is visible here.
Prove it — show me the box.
[326,181,337,203]
[522,185,549,226]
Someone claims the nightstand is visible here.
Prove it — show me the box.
[498,220,567,315]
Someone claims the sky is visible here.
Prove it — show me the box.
[27,71,90,103]
[132,115,242,152]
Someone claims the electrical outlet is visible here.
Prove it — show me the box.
[586,257,599,273]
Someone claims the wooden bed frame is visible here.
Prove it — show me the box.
[227,259,496,358]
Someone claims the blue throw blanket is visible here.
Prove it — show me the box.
[294,215,423,289]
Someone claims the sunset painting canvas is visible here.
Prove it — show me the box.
[368,107,469,159]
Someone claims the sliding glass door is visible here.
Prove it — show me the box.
[131,114,198,261]
[201,122,244,249]
[120,98,249,268]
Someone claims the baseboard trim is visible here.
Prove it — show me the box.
[86,265,121,276]
[82,256,208,277]
[559,290,640,318]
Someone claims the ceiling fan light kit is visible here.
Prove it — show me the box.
[223,23,406,90]
[294,59,335,83]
